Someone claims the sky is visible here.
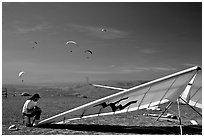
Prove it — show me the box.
[2,2,202,84]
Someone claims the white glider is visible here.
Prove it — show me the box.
[38,66,201,125]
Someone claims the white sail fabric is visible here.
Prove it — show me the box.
[38,66,201,125]
[179,74,196,104]
[188,70,202,108]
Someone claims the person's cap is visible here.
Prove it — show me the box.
[32,93,40,98]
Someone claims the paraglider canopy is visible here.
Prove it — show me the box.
[66,40,77,45]
[18,71,25,83]
[101,28,107,32]
[18,71,24,77]
[32,41,38,48]
[84,50,93,59]
[84,50,93,54]
[66,40,78,52]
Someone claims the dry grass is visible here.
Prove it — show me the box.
[2,82,202,135]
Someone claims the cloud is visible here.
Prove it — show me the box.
[74,70,114,74]
[183,63,201,67]
[15,23,52,34]
[3,21,53,34]
[147,67,177,71]
[66,24,129,39]
[116,66,177,73]
[72,66,177,75]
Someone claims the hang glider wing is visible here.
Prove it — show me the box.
[38,66,201,126]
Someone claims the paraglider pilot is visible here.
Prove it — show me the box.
[22,93,42,127]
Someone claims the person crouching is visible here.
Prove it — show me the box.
[22,93,42,127]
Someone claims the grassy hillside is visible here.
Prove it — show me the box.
[2,81,202,135]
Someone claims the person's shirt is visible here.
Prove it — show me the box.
[22,99,38,114]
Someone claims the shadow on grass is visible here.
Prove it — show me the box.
[37,124,202,135]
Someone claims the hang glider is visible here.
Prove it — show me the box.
[37,66,201,126]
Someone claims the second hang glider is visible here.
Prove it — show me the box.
[38,66,201,125]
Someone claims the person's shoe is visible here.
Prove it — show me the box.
[32,121,39,127]
[32,123,36,127]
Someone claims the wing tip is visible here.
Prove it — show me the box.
[196,66,201,71]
